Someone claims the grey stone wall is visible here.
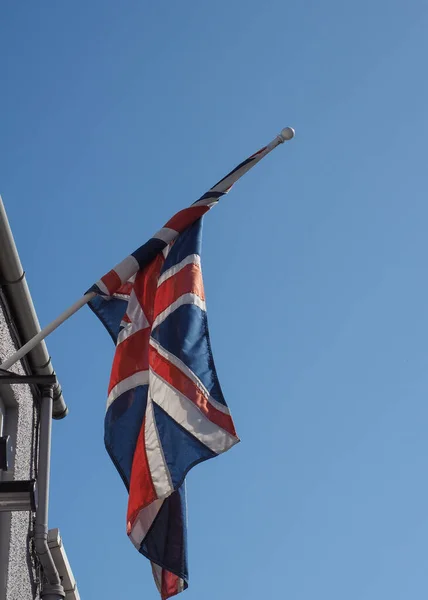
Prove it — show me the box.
[0,298,39,600]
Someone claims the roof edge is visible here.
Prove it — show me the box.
[0,195,68,419]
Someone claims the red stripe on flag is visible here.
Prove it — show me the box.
[153,263,205,323]
[162,570,181,600]
[164,206,209,232]
[101,269,122,295]
[127,416,157,525]
[114,281,133,297]
[149,345,237,436]
[108,328,150,394]
[133,254,165,326]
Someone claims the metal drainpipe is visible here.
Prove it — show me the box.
[34,386,65,600]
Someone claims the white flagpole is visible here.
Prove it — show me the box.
[0,293,96,371]
[0,127,295,372]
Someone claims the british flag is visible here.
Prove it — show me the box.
[88,130,289,599]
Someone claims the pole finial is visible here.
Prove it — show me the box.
[279,127,295,142]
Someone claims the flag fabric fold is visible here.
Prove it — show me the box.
[88,137,283,598]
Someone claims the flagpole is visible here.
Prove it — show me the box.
[0,293,96,371]
[0,127,295,372]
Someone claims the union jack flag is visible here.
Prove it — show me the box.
[88,131,289,599]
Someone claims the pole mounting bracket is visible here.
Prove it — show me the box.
[0,368,56,385]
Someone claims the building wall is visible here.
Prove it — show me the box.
[0,296,39,600]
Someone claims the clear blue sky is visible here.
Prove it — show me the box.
[1,2,428,598]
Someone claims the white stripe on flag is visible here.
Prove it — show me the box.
[128,498,164,550]
[113,255,139,284]
[153,227,178,244]
[152,293,206,330]
[95,279,110,295]
[157,254,201,287]
[149,337,231,416]
[145,397,174,499]
[117,289,150,345]
[106,370,149,410]
[149,370,238,454]
[127,289,149,328]
[162,243,172,259]
[151,563,163,594]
